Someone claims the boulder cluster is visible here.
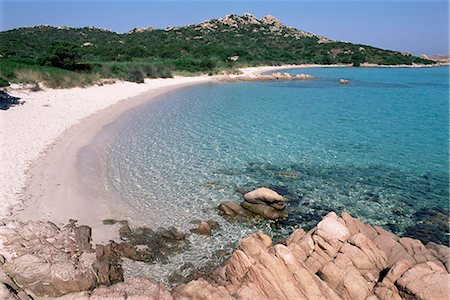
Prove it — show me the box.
[218,72,313,82]
[0,219,122,298]
[0,211,449,299]
[219,187,288,219]
[175,212,449,300]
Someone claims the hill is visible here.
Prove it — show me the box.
[0,13,435,88]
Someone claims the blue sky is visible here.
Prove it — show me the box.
[1,0,448,55]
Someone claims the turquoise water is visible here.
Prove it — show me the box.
[104,67,449,283]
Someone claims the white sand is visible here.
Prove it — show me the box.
[0,76,212,220]
[238,64,347,76]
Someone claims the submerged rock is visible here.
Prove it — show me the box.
[403,207,449,245]
[190,220,220,236]
[116,222,190,263]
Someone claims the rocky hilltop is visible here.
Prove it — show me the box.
[420,54,450,63]
[0,211,448,299]
[188,13,332,43]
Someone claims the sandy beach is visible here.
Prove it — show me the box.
[0,65,306,243]
[0,76,214,239]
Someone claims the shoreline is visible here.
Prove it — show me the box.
[0,64,448,299]
[7,79,215,243]
[1,64,301,244]
[1,75,213,242]
[1,63,446,243]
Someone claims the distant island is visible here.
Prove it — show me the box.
[0,13,435,88]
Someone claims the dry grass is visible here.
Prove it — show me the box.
[15,69,101,89]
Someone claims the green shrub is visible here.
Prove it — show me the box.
[156,65,173,78]
[143,65,158,78]
[127,69,145,83]
[0,22,435,86]
[0,78,9,87]
[38,42,81,70]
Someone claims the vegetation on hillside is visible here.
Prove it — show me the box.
[0,14,434,88]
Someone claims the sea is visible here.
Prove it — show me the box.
[90,66,449,285]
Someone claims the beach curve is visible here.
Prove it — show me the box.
[0,65,304,243]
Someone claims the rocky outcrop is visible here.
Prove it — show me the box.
[218,201,252,217]
[91,277,173,300]
[175,212,450,300]
[219,188,288,220]
[1,212,448,299]
[193,13,333,42]
[0,219,101,297]
[241,187,287,219]
[218,72,313,82]
[128,26,154,34]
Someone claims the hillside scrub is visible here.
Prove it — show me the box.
[0,14,435,88]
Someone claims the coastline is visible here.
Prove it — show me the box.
[0,65,301,243]
[1,63,445,242]
[0,64,448,299]
[0,76,212,242]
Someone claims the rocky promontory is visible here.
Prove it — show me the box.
[0,211,449,299]
[217,72,313,82]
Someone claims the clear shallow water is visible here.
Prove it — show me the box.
[103,67,449,284]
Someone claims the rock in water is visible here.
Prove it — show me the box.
[244,187,284,204]
[339,79,349,84]
[296,73,313,80]
[241,188,288,219]
[218,201,251,217]
[241,201,287,219]
[219,188,288,220]
[193,222,212,235]
[191,220,220,236]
